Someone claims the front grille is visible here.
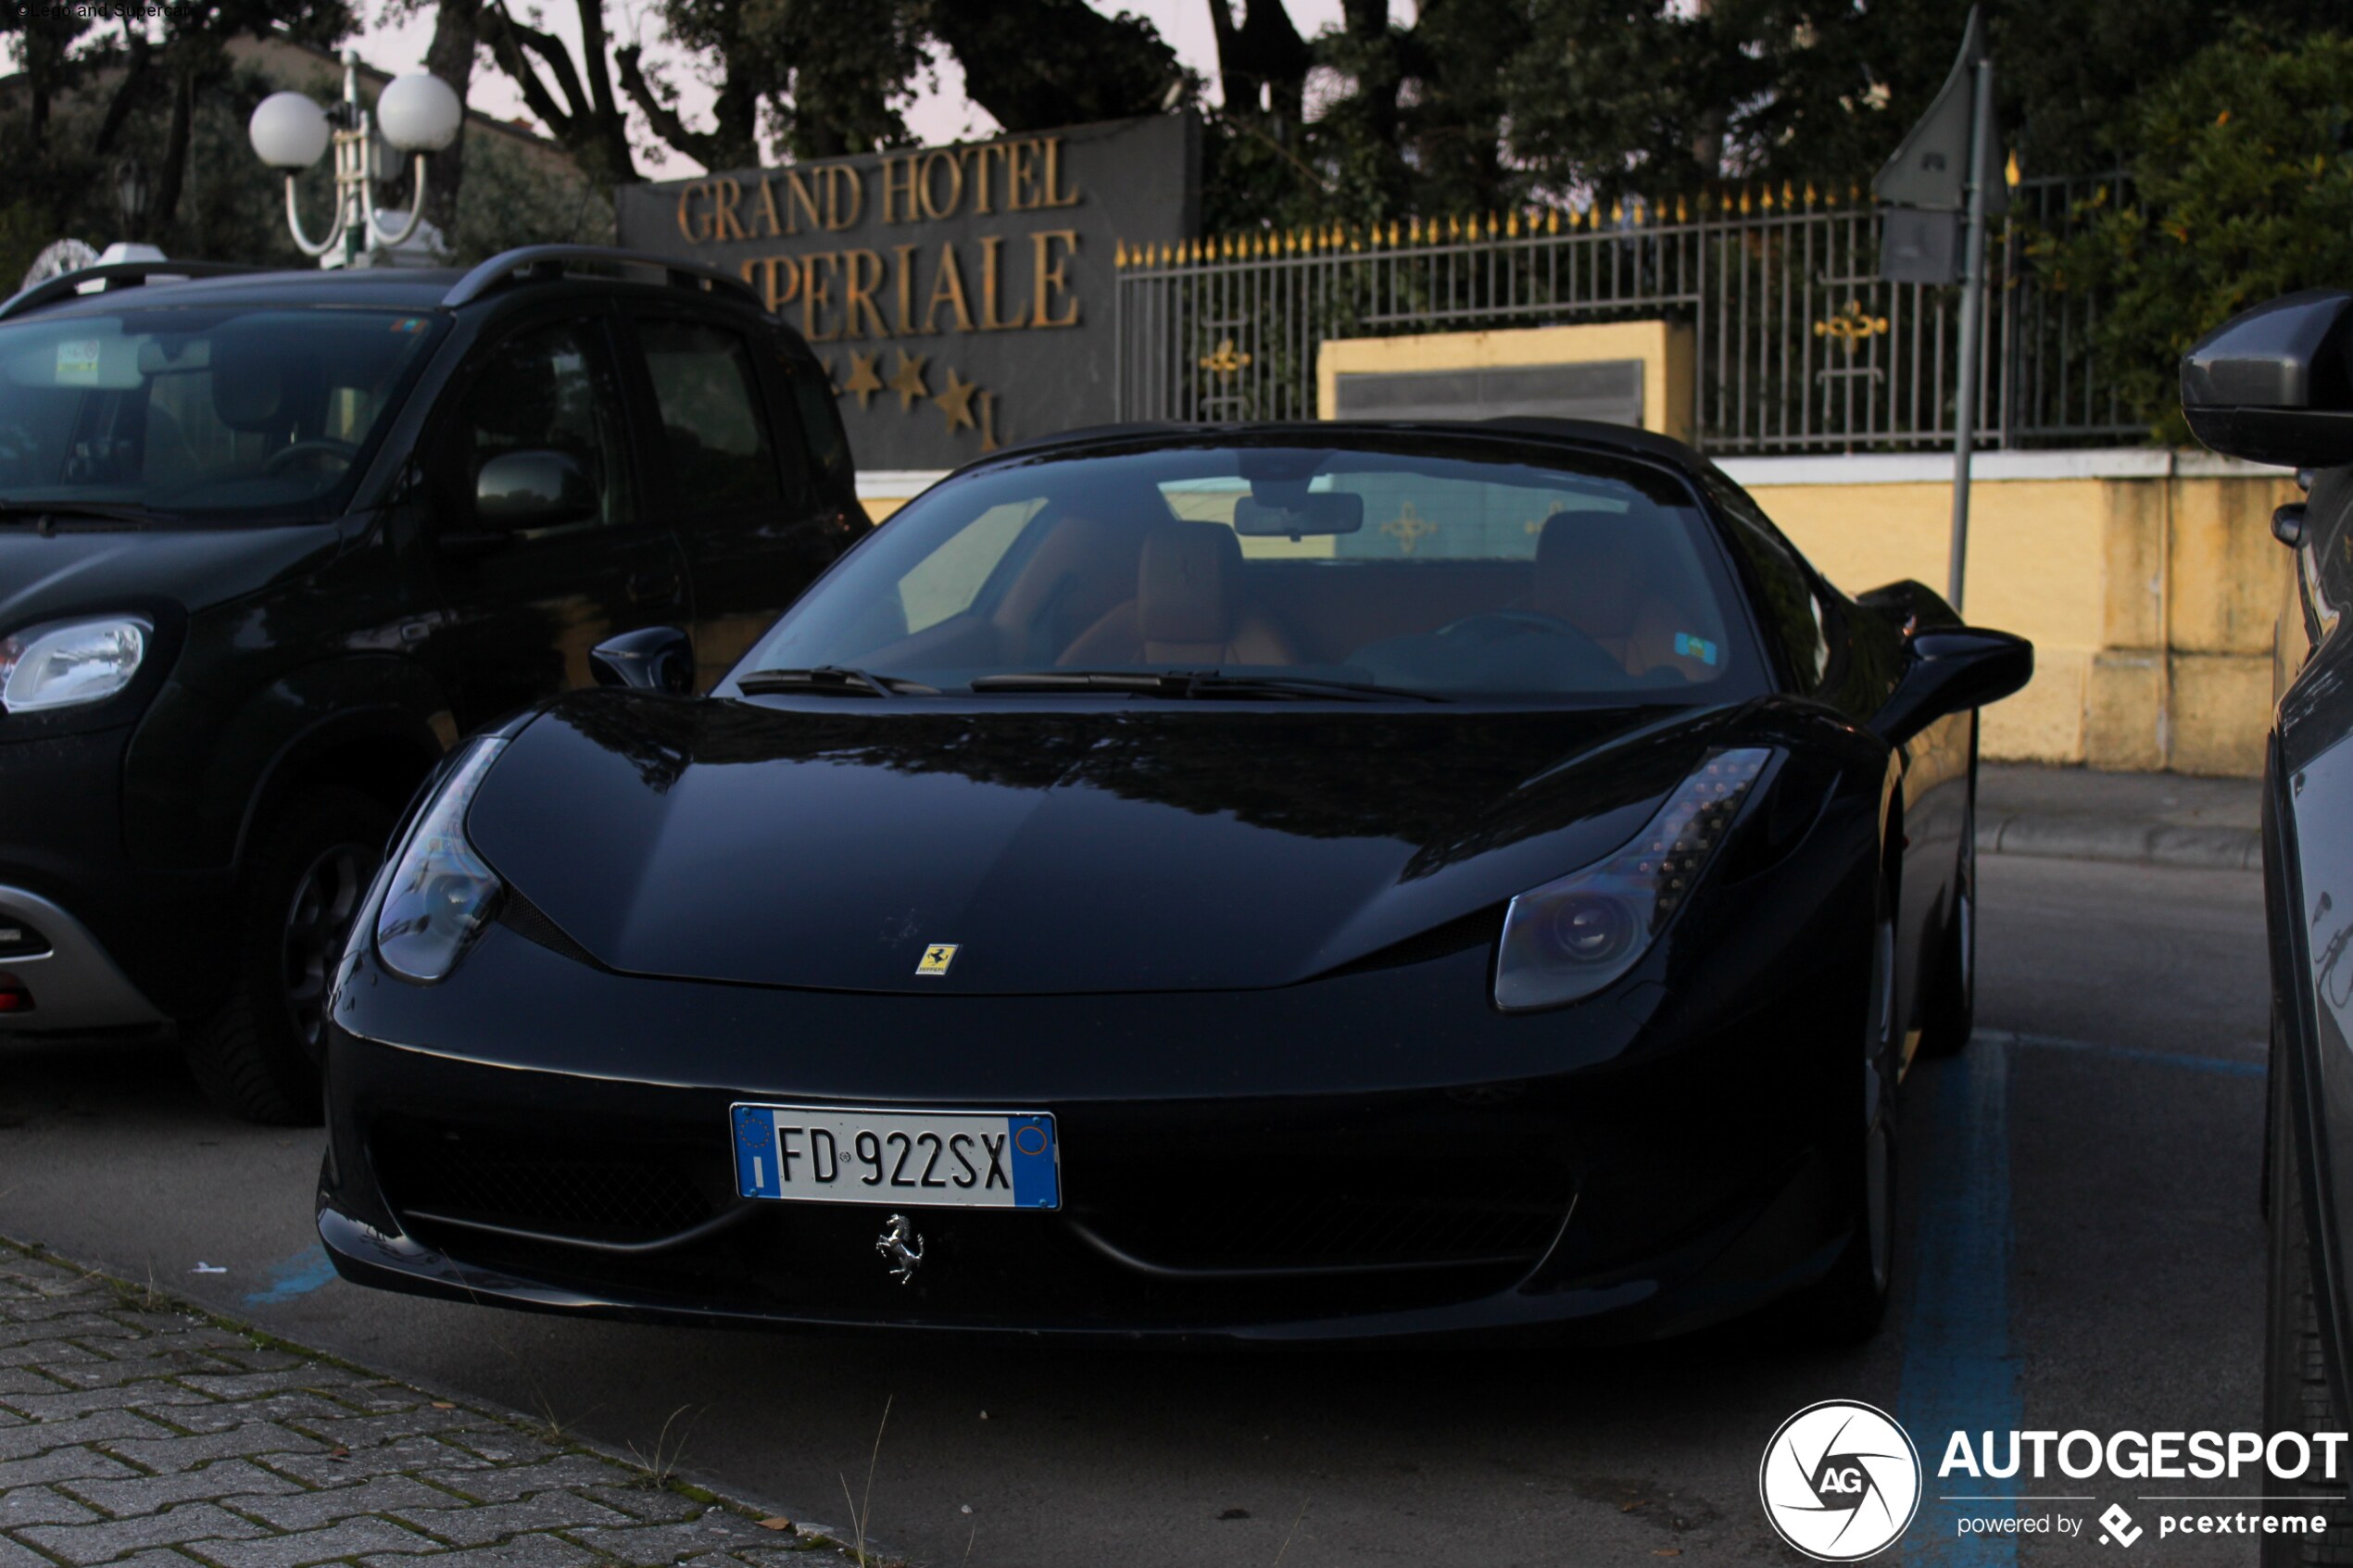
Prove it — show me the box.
[371,1117,723,1243]
[363,1104,1574,1328]
[1073,1159,1571,1273]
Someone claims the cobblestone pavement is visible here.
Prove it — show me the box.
[0,1246,888,1568]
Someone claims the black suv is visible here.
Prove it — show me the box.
[0,245,861,1123]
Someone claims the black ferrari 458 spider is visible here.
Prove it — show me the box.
[319,418,2030,1345]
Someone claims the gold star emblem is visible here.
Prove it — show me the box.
[887,351,929,411]
[933,368,980,433]
[841,352,883,410]
[1198,338,1252,380]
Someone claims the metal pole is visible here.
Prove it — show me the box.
[1946,55,1994,612]
[339,50,365,270]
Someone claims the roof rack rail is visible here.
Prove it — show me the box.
[0,260,261,322]
[443,245,761,310]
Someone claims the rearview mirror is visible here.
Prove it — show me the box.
[475,449,598,532]
[1870,627,2033,748]
[589,625,694,695]
[1234,492,1364,537]
[2180,289,2353,468]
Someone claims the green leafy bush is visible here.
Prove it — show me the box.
[2040,25,2353,444]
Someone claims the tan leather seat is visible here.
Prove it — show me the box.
[990,513,1145,664]
[1529,511,1690,676]
[1059,520,1300,667]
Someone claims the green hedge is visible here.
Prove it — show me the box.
[2038,26,2353,445]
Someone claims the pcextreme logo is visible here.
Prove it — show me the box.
[1758,1400,1924,1562]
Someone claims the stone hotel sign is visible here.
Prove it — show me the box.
[616,113,1200,471]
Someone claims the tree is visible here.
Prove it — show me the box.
[602,0,1187,178]
[0,0,352,270]
[618,0,922,167]
[415,0,484,234]
[477,0,638,187]
[2039,24,2353,442]
[925,0,1189,133]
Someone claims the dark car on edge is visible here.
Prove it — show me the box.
[318,418,2031,1346]
[2180,288,2353,1562]
[0,246,862,1124]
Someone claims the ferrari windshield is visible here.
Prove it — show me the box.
[739,442,1761,700]
[0,305,445,522]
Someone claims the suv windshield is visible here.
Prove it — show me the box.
[738,441,1761,700]
[0,305,445,522]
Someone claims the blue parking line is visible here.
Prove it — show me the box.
[2008,1032,2265,1078]
[244,1245,338,1306]
[1899,1039,2021,1566]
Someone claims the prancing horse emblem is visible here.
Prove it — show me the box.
[875,1213,925,1284]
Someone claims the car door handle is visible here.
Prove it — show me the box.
[627,571,680,606]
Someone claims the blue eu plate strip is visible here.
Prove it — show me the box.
[1008,1115,1059,1208]
[734,1105,782,1198]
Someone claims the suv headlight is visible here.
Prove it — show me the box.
[375,738,507,983]
[0,616,150,712]
[1494,748,1772,1012]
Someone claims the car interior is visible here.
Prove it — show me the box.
[773,454,1743,696]
[0,308,434,515]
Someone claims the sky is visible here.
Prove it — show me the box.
[358,0,1357,178]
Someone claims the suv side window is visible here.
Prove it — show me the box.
[786,357,853,494]
[1704,472,1831,692]
[454,318,635,528]
[635,319,785,511]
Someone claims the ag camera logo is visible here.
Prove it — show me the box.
[1759,1400,1923,1561]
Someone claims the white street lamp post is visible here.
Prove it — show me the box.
[247,49,462,269]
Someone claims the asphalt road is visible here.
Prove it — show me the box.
[0,854,2271,1567]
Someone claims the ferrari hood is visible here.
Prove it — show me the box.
[465,693,1744,994]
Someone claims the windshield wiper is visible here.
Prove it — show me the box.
[736,665,938,697]
[967,670,1447,703]
[0,497,169,529]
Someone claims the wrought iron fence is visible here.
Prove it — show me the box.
[1113,173,2139,455]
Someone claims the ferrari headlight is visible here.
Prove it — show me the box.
[1494,747,1772,1012]
[0,616,150,712]
[374,738,507,983]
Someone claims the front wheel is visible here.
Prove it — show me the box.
[184,787,388,1125]
[1785,892,1899,1344]
[2261,1017,2353,1565]
[1917,778,1979,1059]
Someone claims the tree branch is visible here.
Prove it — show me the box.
[614,43,723,169]
[482,2,587,131]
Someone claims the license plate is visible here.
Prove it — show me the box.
[729,1103,1060,1210]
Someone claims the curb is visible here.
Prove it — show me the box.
[1977,814,2260,872]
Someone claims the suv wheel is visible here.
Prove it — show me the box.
[185,787,388,1125]
[2263,1018,2353,1565]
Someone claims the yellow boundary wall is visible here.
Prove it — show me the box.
[1719,452,2290,776]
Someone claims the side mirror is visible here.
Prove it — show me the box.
[1871,627,2033,747]
[589,625,694,695]
[475,450,598,532]
[2180,289,2353,468]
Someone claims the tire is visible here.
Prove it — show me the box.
[2262,1015,2353,1565]
[1914,790,1976,1059]
[184,787,389,1126]
[1785,887,1900,1344]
